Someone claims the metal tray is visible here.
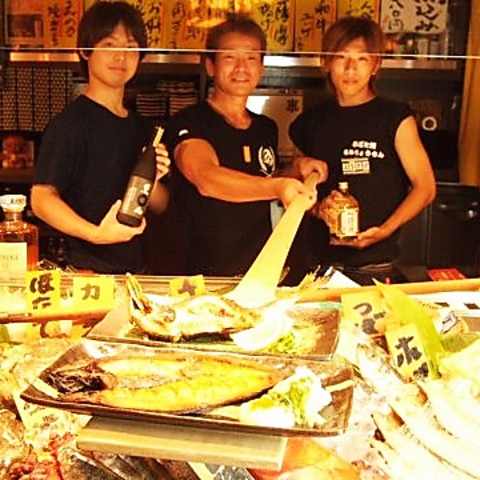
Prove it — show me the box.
[88,299,341,360]
[21,339,353,437]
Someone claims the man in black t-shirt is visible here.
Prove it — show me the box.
[165,14,327,279]
[31,2,170,273]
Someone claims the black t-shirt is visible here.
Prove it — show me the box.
[34,95,152,273]
[165,101,279,277]
[289,96,413,267]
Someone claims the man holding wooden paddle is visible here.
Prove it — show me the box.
[165,14,327,282]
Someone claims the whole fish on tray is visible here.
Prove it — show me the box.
[126,273,262,342]
[46,351,287,414]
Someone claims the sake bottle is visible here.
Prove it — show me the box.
[0,194,39,278]
[117,126,164,227]
[330,181,359,240]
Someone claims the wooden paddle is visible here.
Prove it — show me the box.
[227,172,321,307]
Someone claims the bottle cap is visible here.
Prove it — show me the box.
[0,194,27,213]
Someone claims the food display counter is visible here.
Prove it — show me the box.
[1,271,480,479]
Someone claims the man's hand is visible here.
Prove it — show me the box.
[154,143,171,182]
[92,200,146,244]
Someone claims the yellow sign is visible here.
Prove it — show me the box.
[26,270,61,312]
[169,275,207,297]
[294,0,336,52]
[165,0,232,50]
[250,0,294,52]
[126,0,167,48]
[337,0,379,22]
[72,275,115,309]
[341,289,385,335]
[386,323,429,381]
[43,0,83,48]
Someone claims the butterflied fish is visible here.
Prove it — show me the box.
[50,352,288,414]
[126,273,262,342]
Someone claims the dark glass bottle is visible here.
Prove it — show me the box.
[117,127,164,227]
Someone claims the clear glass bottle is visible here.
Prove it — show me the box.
[0,194,39,277]
[330,182,359,240]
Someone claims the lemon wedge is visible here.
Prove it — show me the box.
[231,301,294,351]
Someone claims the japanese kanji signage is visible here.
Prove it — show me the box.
[126,0,166,48]
[294,0,336,52]
[341,289,386,335]
[25,270,115,312]
[43,0,83,48]
[337,0,380,21]
[386,323,430,380]
[250,0,294,51]
[164,1,293,52]
[169,274,207,297]
[165,0,235,50]
[380,0,448,34]
[26,270,61,312]
[72,275,115,309]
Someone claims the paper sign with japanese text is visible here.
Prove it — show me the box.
[337,0,380,22]
[125,0,167,48]
[72,275,115,309]
[43,0,83,48]
[385,323,430,381]
[380,0,448,34]
[294,0,336,52]
[26,270,61,312]
[341,289,386,335]
[169,275,207,297]
[165,0,234,50]
[249,0,294,52]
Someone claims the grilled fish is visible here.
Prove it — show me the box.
[50,352,288,414]
[126,273,262,342]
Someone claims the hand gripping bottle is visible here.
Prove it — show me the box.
[330,181,359,240]
[116,126,164,227]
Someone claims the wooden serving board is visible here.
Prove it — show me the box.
[77,417,287,470]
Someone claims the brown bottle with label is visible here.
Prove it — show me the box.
[330,181,359,240]
[0,194,39,278]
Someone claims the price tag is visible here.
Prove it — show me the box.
[385,323,429,381]
[341,290,386,335]
[26,270,61,311]
[72,275,115,309]
[169,275,206,297]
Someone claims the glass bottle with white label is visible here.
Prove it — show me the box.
[0,194,39,278]
[330,181,359,240]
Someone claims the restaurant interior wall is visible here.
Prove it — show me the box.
[0,0,474,275]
